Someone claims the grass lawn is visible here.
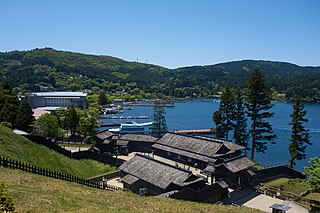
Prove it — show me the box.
[59,143,92,148]
[0,125,115,178]
[264,178,306,195]
[305,193,320,202]
[0,167,261,213]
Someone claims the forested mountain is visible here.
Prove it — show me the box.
[0,48,320,100]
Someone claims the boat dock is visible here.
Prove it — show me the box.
[173,129,215,134]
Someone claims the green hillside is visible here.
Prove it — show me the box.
[1,48,320,100]
[0,167,261,213]
[0,125,115,178]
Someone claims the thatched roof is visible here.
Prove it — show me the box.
[153,133,242,161]
[119,154,204,189]
[95,130,114,140]
[119,134,158,143]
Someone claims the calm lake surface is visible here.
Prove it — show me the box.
[100,100,320,171]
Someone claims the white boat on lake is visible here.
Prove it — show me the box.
[108,121,153,134]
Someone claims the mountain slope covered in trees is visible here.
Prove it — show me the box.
[0,48,319,100]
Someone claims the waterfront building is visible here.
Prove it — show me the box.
[119,154,207,196]
[152,132,254,188]
[23,92,87,109]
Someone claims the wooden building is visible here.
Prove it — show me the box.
[152,132,244,169]
[91,132,157,155]
[203,155,255,188]
[152,133,255,189]
[116,134,158,153]
[119,154,207,196]
[90,130,117,154]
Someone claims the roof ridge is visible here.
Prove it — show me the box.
[135,154,192,174]
[224,154,248,163]
[167,131,229,144]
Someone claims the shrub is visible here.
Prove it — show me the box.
[0,179,15,212]
[0,122,12,129]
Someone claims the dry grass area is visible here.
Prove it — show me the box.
[0,167,261,213]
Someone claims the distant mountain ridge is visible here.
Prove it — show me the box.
[0,48,320,100]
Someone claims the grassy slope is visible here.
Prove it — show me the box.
[0,125,115,178]
[264,178,306,194]
[0,168,261,213]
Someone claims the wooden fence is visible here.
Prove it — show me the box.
[0,156,121,192]
[25,135,125,167]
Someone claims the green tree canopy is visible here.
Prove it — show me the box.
[0,179,15,212]
[214,87,235,140]
[304,157,320,192]
[289,97,311,168]
[233,88,249,151]
[64,107,79,136]
[14,101,35,132]
[33,113,63,138]
[213,110,224,138]
[151,101,167,138]
[246,69,276,159]
[98,90,108,106]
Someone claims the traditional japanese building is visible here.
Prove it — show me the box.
[152,132,255,188]
[152,132,244,169]
[119,154,207,196]
[116,134,158,153]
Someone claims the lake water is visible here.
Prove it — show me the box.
[99,100,320,171]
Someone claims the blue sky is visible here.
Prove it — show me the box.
[1,0,319,68]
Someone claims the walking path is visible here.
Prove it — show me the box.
[228,188,308,213]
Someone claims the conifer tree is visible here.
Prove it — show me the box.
[289,97,311,168]
[98,90,108,106]
[213,110,224,138]
[213,87,235,139]
[151,101,167,138]
[14,101,35,132]
[246,69,276,159]
[233,88,249,151]
[64,107,79,136]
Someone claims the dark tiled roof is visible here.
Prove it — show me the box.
[153,132,242,160]
[122,174,139,185]
[223,155,254,173]
[119,154,203,189]
[194,135,244,151]
[119,134,158,143]
[152,143,214,162]
[95,130,114,140]
[216,180,230,189]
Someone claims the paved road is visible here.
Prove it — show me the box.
[229,188,308,213]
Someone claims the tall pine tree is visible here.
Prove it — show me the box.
[289,97,311,168]
[151,101,167,138]
[14,101,35,132]
[213,110,224,138]
[213,87,235,140]
[233,88,249,152]
[246,69,276,159]
[64,107,79,136]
